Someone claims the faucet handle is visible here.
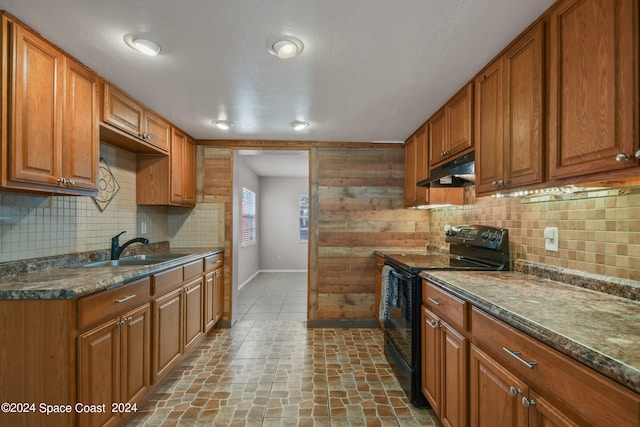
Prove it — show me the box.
[113,231,127,241]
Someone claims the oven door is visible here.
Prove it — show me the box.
[383,267,414,366]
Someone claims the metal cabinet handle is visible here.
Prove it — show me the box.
[509,386,522,397]
[427,297,442,306]
[428,320,439,329]
[521,396,536,408]
[115,294,137,303]
[615,153,631,162]
[635,150,640,159]
[502,346,537,369]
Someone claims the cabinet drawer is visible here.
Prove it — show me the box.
[205,253,224,272]
[471,307,640,426]
[183,259,204,281]
[152,266,183,296]
[423,280,467,331]
[78,277,150,330]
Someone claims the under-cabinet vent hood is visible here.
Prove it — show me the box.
[418,151,475,188]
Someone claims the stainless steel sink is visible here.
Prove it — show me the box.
[82,253,187,267]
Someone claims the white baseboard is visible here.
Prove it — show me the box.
[238,269,308,290]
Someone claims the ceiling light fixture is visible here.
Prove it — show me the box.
[269,36,304,59]
[212,120,233,130]
[124,33,161,56]
[290,120,310,131]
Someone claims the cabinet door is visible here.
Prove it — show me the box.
[404,136,417,207]
[153,288,183,383]
[469,344,528,427]
[144,111,170,153]
[414,128,428,205]
[421,307,441,413]
[446,83,473,159]
[183,277,204,353]
[120,303,151,408]
[428,108,447,168]
[183,136,196,204]
[170,127,187,204]
[547,0,638,179]
[475,59,504,194]
[214,269,224,323]
[78,319,120,427]
[528,390,580,427]
[10,23,63,186]
[440,321,467,427]
[63,59,100,191]
[204,271,216,332]
[103,84,144,137]
[503,21,544,189]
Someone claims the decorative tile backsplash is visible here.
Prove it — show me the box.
[430,186,640,281]
[0,143,221,263]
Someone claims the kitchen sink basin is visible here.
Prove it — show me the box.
[82,253,187,267]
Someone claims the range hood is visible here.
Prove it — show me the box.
[418,151,475,188]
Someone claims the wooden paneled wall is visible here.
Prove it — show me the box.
[310,147,430,320]
[200,144,431,322]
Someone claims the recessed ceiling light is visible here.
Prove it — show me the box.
[212,120,233,130]
[290,120,310,131]
[269,36,304,59]
[124,33,161,56]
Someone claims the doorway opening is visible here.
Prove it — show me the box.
[231,150,310,322]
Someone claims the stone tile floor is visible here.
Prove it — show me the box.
[236,272,308,321]
[125,321,439,426]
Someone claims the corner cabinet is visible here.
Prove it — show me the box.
[137,127,196,207]
[204,253,224,332]
[547,0,639,179]
[428,83,473,169]
[475,22,544,195]
[1,15,100,196]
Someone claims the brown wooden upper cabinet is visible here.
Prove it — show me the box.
[547,0,639,179]
[475,22,544,196]
[0,15,100,196]
[428,82,474,169]
[102,83,171,155]
[404,127,428,207]
[137,127,196,207]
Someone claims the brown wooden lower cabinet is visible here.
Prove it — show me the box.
[78,303,151,427]
[152,287,183,383]
[183,276,204,353]
[204,267,224,332]
[421,306,468,427]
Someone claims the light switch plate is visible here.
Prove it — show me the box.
[544,227,558,252]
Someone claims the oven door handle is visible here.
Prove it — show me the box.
[389,269,412,281]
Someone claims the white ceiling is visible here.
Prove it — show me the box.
[0,0,555,144]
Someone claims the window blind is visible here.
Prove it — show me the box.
[241,187,256,247]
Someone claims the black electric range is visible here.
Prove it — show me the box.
[380,225,510,407]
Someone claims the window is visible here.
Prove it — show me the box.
[299,194,309,243]
[241,187,256,247]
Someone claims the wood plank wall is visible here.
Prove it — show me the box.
[310,147,430,320]
[201,147,233,320]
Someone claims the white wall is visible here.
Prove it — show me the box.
[259,176,308,271]
[234,155,261,286]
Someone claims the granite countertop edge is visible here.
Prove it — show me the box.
[419,271,640,395]
[0,248,224,300]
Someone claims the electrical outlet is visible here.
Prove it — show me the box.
[544,227,558,252]
[140,221,147,235]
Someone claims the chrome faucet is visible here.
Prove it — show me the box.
[111,231,149,260]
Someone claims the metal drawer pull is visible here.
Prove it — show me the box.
[427,297,442,306]
[509,386,522,397]
[502,347,537,369]
[115,294,137,303]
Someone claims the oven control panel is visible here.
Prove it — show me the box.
[445,225,508,250]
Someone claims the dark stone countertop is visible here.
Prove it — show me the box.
[419,270,640,394]
[0,248,224,300]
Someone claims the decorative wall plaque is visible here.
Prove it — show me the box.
[93,157,120,211]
